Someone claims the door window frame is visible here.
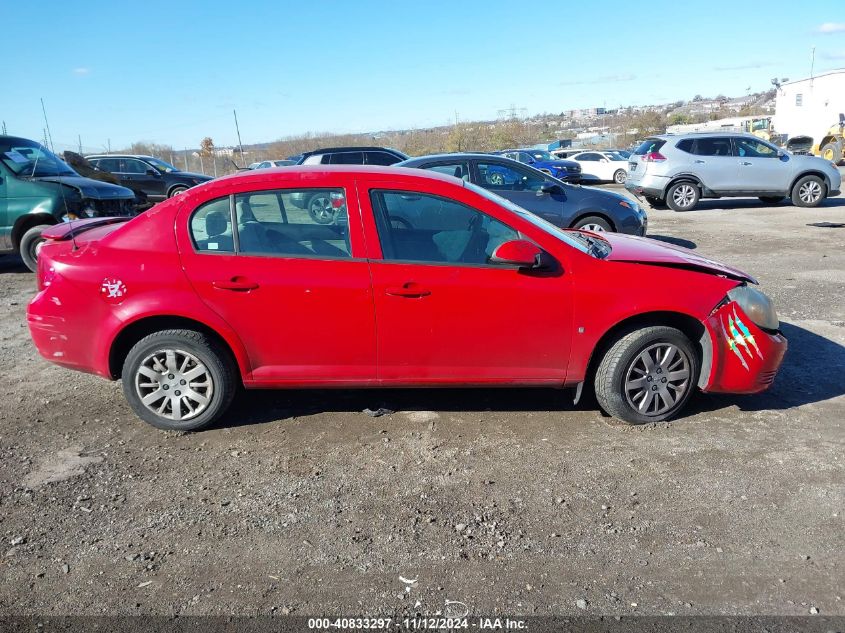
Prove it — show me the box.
[184,185,366,261]
[367,188,524,269]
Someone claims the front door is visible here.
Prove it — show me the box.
[0,164,8,250]
[730,137,790,192]
[474,160,567,225]
[120,158,168,199]
[361,185,571,384]
[177,181,377,384]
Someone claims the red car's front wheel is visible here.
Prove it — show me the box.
[595,326,700,424]
[121,329,237,431]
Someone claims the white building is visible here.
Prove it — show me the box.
[774,69,845,142]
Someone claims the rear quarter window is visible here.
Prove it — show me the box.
[676,139,694,153]
[634,139,666,155]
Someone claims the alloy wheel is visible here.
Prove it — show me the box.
[798,180,823,204]
[488,173,505,186]
[134,349,213,421]
[309,196,334,223]
[672,184,696,208]
[581,223,606,232]
[623,342,691,417]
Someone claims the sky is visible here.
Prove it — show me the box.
[2,0,845,152]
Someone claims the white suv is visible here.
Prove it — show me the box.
[625,133,842,211]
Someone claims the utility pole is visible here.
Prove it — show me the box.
[1,120,6,135]
[810,46,816,81]
[40,98,55,152]
[184,148,190,171]
[78,134,82,154]
[107,138,111,154]
[233,109,244,164]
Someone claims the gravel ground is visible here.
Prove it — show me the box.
[0,190,843,618]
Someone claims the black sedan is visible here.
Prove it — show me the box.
[396,153,646,235]
[85,154,213,202]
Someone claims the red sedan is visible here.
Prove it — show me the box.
[28,166,787,431]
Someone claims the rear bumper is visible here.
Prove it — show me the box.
[702,301,787,394]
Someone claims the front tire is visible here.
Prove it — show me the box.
[820,140,842,163]
[573,215,613,232]
[666,182,700,212]
[791,175,826,207]
[121,329,237,431]
[168,185,189,198]
[594,326,699,424]
[613,169,627,184]
[19,224,51,273]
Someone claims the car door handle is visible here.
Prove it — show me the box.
[386,282,431,298]
[694,160,706,164]
[740,161,752,165]
[212,277,259,291]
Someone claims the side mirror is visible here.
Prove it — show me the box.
[490,239,544,268]
[776,149,786,158]
[538,181,562,196]
[146,168,160,176]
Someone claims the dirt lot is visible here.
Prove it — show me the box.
[1,190,844,618]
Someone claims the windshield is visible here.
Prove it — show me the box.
[144,156,179,172]
[0,140,77,177]
[530,150,553,161]
[463,180,592,255]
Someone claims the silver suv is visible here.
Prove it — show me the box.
[625,133,842,211]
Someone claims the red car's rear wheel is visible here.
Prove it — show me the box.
[121,329,237,431]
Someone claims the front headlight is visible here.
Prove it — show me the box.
[727,285,779,331]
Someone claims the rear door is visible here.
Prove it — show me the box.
[177,177,377,384]
[680,137,740,192]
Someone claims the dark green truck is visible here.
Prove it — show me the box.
[1,136,138,271]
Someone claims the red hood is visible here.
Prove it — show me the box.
[599,232,757,284]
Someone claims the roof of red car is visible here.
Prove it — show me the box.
[216,164,459,185]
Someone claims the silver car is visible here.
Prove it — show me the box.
[625,133,842,211]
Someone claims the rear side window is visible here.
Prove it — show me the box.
[330,152,364,165]
[634,139,666,155]
[366,151,401,166]
[190,197,234,253]
[676,139,694,153]
[688,137,733,157]
[234,188,351,258]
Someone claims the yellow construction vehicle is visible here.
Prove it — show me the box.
[814,114,845,163]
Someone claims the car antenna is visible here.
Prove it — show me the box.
[40,102,79,252]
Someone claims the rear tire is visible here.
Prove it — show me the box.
[594,326,699,424]
[666,182,700,212]
[759,196,785,205]
[791,175,826,208]
[168,185,189,198]
[573,215,613,232]
[19,224,51,273]
[121,329,237,431]
[613,169,627,184]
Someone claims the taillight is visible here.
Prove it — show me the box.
[642,151,667,162]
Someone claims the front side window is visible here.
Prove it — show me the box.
[477,161,546,192]
[235,188,351,258]
[370,190,518,266]
[419,161,471,181]
[122,159,149,174]
[734,137,778,158]
[190,197,234,253]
